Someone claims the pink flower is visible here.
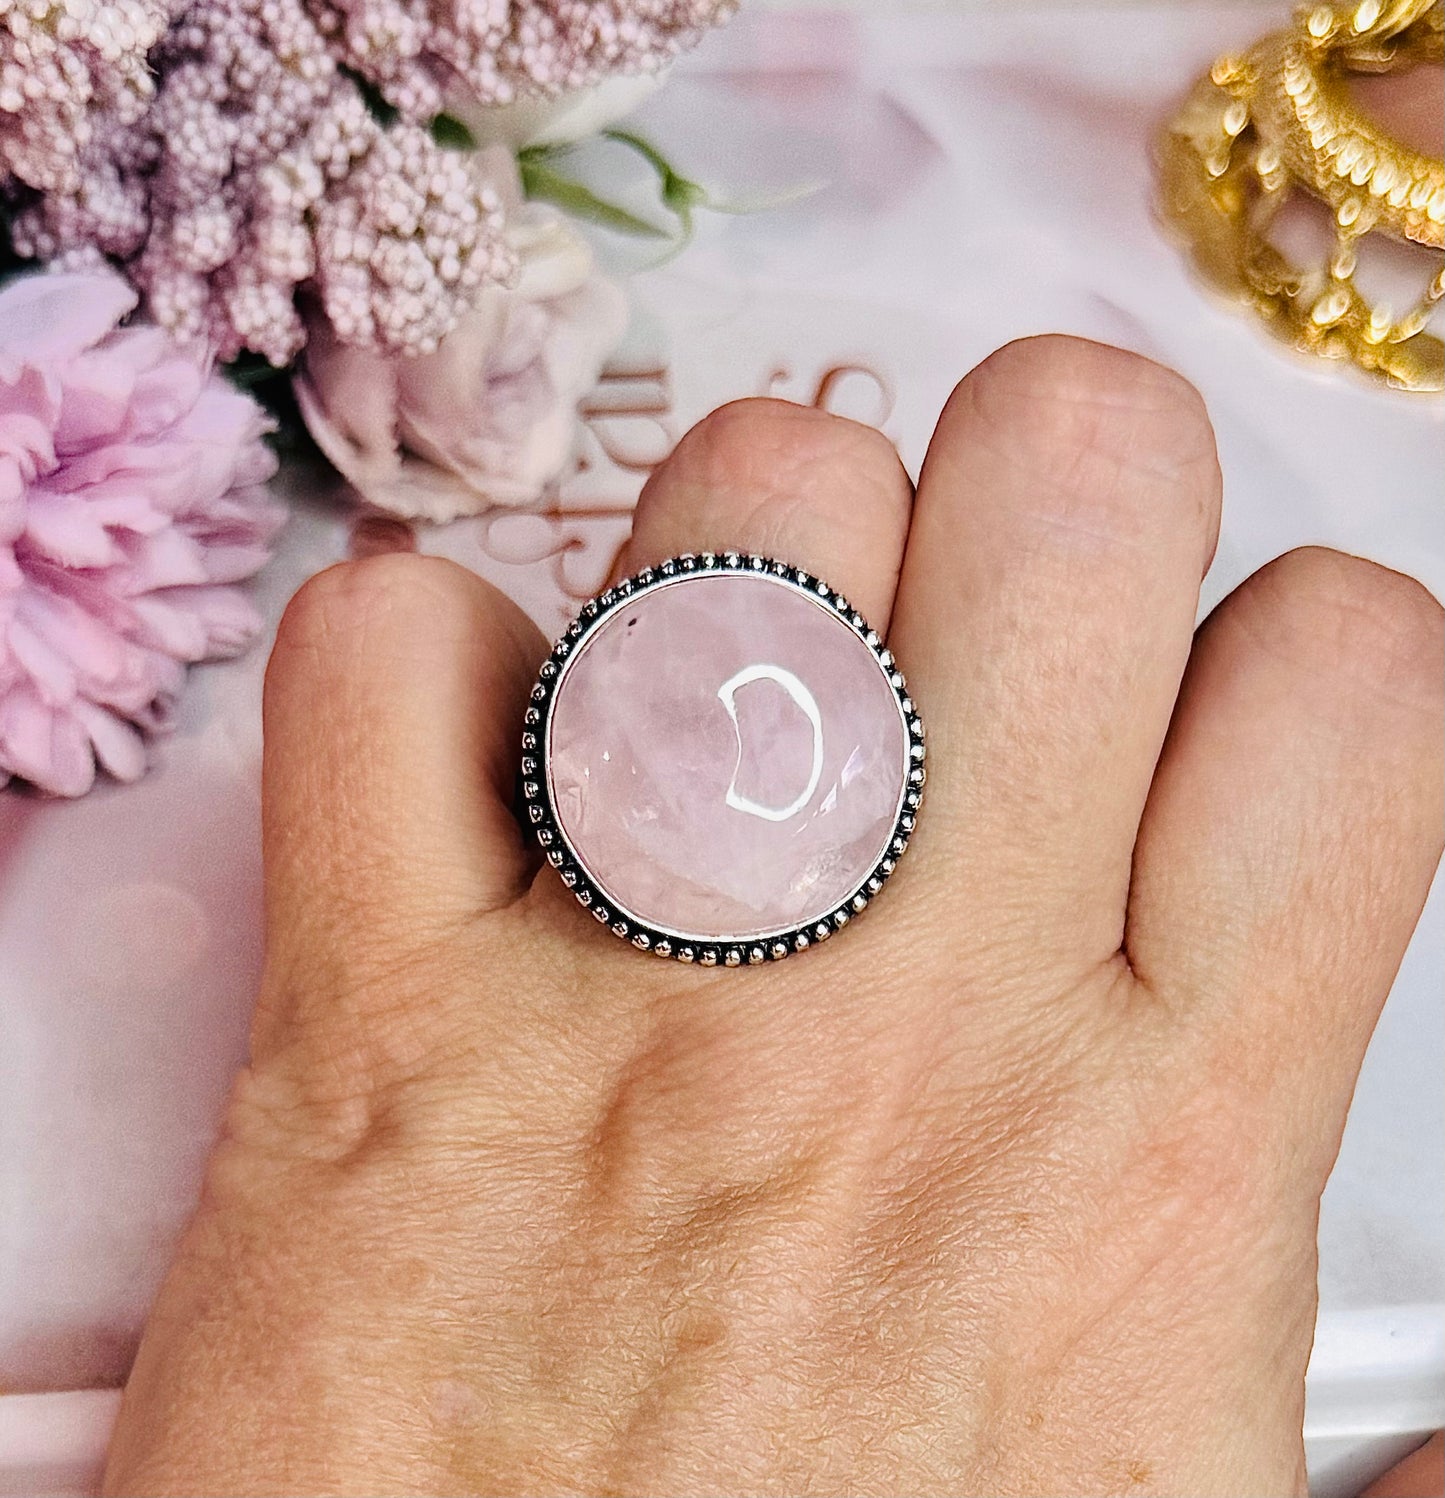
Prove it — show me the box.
[0,269,283,797]
[1,0,170,197]
[294,147,628,522]
[6,0,731,366]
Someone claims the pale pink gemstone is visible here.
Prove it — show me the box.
[546,571,908,942]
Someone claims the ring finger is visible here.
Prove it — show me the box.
[521,397,914,968]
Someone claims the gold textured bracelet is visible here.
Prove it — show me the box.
[1158,0,1444,391]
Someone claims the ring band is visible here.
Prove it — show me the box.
[523,552,925,965]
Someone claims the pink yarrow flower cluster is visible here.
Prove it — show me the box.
[0,270,283,797]
[8,0,516,365]
[4,0,733,365]
[1,0,171,195]
[321,0,732,123]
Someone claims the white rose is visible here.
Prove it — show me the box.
[294,146,628,524]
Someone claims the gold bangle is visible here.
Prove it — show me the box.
[1158,0,1444,391]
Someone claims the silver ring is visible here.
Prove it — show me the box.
[522,552,925,965]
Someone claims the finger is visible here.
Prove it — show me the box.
[1127,548,1443,1146]
[261,554,548,993]
[888,336,1221,965]
[1360,1434,1445,1498]
[617,398,913,630]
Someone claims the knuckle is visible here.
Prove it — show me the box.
[676,397,903,495]
[945,336,1219,539]
[686,396,831,447]
[1251,547,1443,710]
[969,335,1210,426]
[274,553,474,654]
[673,398,808,476]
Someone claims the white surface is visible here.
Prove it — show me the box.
[0,1394,116,1498]
[2,5,1441,1492]
[1304,1307,1445,1498]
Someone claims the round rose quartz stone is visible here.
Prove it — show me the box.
[546,571,908,942]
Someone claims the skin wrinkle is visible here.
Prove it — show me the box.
[551,955,988,1491]
[579,983,926,1262]
[254,927,482,1090]
[858,1016,1291,1483]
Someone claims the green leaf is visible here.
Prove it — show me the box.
[600,129,676,180]
[601,127,823,224]
[601,129,702,202]
[518,157,671,239]
[430,112,477,151]
[516,129,801,260]
[603,128,709,228]
[602,131,708,206]
[517,142,572,166]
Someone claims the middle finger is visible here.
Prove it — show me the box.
[889,336,1222,970]
[617,398,913,629]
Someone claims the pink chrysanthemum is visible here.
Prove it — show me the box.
[0,269,283,797]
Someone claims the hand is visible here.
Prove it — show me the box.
[103,337,1443,1497]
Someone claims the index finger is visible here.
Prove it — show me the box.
[259,554,546,1038]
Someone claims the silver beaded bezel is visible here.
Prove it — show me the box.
[523,552,925,965]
